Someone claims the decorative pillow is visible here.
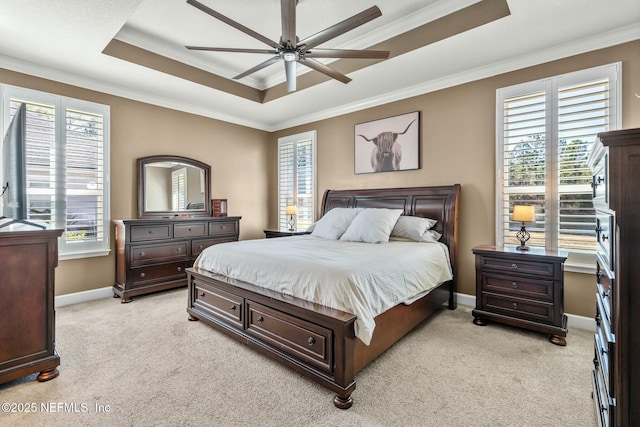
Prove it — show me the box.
[340,208,404,243]
[311,208,362,239]
[391,215,438,242]
[421,229,442,242]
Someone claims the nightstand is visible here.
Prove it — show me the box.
[263,229,311,238]
[471,244,568,346]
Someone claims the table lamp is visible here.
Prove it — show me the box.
[286,205,297,232]
[513,205,535,251]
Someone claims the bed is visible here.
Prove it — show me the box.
[186,184,460,408]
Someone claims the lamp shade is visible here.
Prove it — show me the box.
[513,205,535,222]
[286,205,297,215]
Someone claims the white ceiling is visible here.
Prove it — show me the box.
[0,0,638,131]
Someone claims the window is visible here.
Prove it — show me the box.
[278,130,316,231]
[171,167,187,211]
[1,85,110,259]
[496,63,620,270]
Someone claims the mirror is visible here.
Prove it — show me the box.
[137,155,211,218]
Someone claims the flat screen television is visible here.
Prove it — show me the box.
[1,103,42,228]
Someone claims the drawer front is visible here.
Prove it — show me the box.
[209,220,238,237]
[192,280,243,329]
[595,211,614,269]
[246,301,333,374]
[480,256,554,278]
[174,223,207,238]
[483,293,554,324]
[130,242,189,265]
[129,262,187,286]
[595,293,615,393]
[130,224,172,242]
[592,368,613,427]
[481,273,553,302]
[595,258,613,325]
[191,237,236,258]
[591,153,608,208]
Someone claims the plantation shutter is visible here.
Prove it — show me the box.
[3,85,110,259]
[171,167,187,211]
[278,131,316,231]
[497,63,619,265]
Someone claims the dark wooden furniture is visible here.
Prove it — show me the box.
[114,217,240,303]
[0,224,63,384]
[589,128,640,427]
[472,245,568,345]
[187,185,460,408]
[263,229,311,238]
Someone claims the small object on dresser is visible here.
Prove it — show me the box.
[212,199,227,217]
[512,205,535,251]
[286,205,297,231]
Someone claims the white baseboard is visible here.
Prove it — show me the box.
[455,292,595,332]
[55,286,113,308]
[53,288,597,332]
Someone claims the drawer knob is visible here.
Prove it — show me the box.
[512,281,518,289]
[177,267,182,272]
[140,251,145,257]
[595,313,601,325]
[188,227,192,231]
[176,247,181,252]
[512,302,518,309]
[199,292,205,297]
[257,316,264,323]
[148,230,153,234]
[601,346,607,355]
[511,263,518,270]
[230,304,236,311]
[601,234,608,242]
[199,245,203,250]
[220,225,226,229]
[308,337,316,346]
[140,272,146,278]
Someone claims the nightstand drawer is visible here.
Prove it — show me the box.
[483,293,554,324]
[480,256,554,277]
[480,273,553,301]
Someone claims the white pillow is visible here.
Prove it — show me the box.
[311,208,362,239]
[389,229,442,243]
[391,215,438,242]
[340,208,404,243]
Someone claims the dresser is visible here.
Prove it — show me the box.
[114,217,240,302]
[0,224,63,384]
[472,245,567,345]
[589,128,640,427]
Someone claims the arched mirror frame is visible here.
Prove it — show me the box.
[137,155,211,218]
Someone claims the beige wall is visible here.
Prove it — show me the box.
[2,40,638,316]
[270,40,640,318]
[0,68,271,296]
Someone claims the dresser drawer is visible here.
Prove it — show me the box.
[192,280,243,329]
[209,220,238,237]
[130,224,172,242]
[482,293,554,324]
[596,257,613,325]
[595,211,615,270]
[174,223,207,238]
[129,262,187,287]
[130,242,189,265]
[480,273,553,301]
[246,301,333,374]
[480,256,554,277]
[591,153,608,209]
[592,368,613,427]
[191,237,236,258]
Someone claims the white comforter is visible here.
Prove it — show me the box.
[193,235,453,345]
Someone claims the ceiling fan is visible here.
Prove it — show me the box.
[185,0,390,92]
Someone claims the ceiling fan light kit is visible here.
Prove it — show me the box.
[186,0,390,92]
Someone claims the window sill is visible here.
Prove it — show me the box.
[60,249,111,261]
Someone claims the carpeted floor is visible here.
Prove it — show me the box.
[0,288,597,427]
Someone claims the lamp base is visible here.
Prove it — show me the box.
[515,224,531,251]
[516,245,530,251]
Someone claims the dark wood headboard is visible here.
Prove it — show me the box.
[320,184,461,284]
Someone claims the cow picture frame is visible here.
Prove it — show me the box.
[354,111,420,174]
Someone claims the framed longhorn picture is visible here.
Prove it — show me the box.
[354,111,420,174]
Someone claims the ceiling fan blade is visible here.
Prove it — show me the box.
[187,0,281,50]
[186,46,278,54]
[305,48,390,59]
[233,56,281,80]
[298,6,382,51]
[281,0,296,48]
[300,58,351,84]
[284,60,296,92]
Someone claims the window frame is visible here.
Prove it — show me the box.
[1,84,111,260]
[495,63,621,272]
[277,130,317,232]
